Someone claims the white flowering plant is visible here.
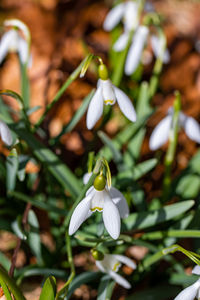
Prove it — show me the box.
[0,1,199,300]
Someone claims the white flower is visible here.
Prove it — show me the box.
[0,120,13,146]
[124,25,149,75]
[103,1,140,32]
[86,79,136,129]
[96,254,136,289]
[174,265,200,300]
[149,108,200,150]
[151,34,170,64]
[69,185,129,240]
[0,19,30,65]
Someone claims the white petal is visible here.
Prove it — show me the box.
[109,187,129,218]
[113,32,129,52]
[151,35,170,64]
[123,1,139,31]
[18,37,29,64]
[192,265,200,275]
[103,193,120,239]
[86,186,95,197]
[125,26,149,75]
[113,86,137,122]
[96,260,106,273]
[86,86,104,130]
[0,121,13,146]
[4,19,29,40]
[83,172,92,185]
[149,115,172,150]
[0,31,14,63]
[68,195,92,235]
[113,254,136,269]
[101,80,116,105]
[103,3,125,31]
[174,279,200,300]
[109,270,131,289]
[91,190,105,212]
[182,116,200,144]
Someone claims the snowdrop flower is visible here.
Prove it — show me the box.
[149,108,200,151]
[124,25,149,75]
[96,253,136,289]
[174,265,200,300]
[0,19,30,65]
[69,174,129,239]
[103,1,140,33]
[0,120,13,146]
[151,34,170,64]
[86,63,136,129]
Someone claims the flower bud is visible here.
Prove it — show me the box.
[93,174,106,191]
[91,249,104,261]
[98,64,108,80]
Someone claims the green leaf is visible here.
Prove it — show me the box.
[142,229,200,240]
[11,216,27,240]
[0,277,12,300]
[122,200,195,231]
[0,252,11,271]
[65,272,101,300]
[126,285,180,300]
[51,90,95,145]
[176,174,200,199]
[98,131,124,171]
[28,210,43,265]
[39,276,56,300]
[97,275,115,300]
[17,155,30,182]
[0,267,26,300]
[26,106,41,116]
[0,89,23,105]
[6,148,19,192]
[10,191,68,216]
[11,126,81,199]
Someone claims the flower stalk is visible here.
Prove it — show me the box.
[162,91,181,202]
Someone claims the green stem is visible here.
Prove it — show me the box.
[0,267,26,300]
[162,91,181,202]
[56,234,75,300]
[34,55,92,131]
[111,29,134,86]
[148,29,166,100]
[20,63,30,111]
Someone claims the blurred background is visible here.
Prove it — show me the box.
[0,0,200,299]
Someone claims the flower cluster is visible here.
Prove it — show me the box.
[103,0,170,75]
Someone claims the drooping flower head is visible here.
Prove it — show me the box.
[0,19,31,66]
[92,250,136,289]
[103,1,170,76]
[149,107,200,151]
[86,62,137,129]
[174,265,200,300]
[69,170,129,240]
